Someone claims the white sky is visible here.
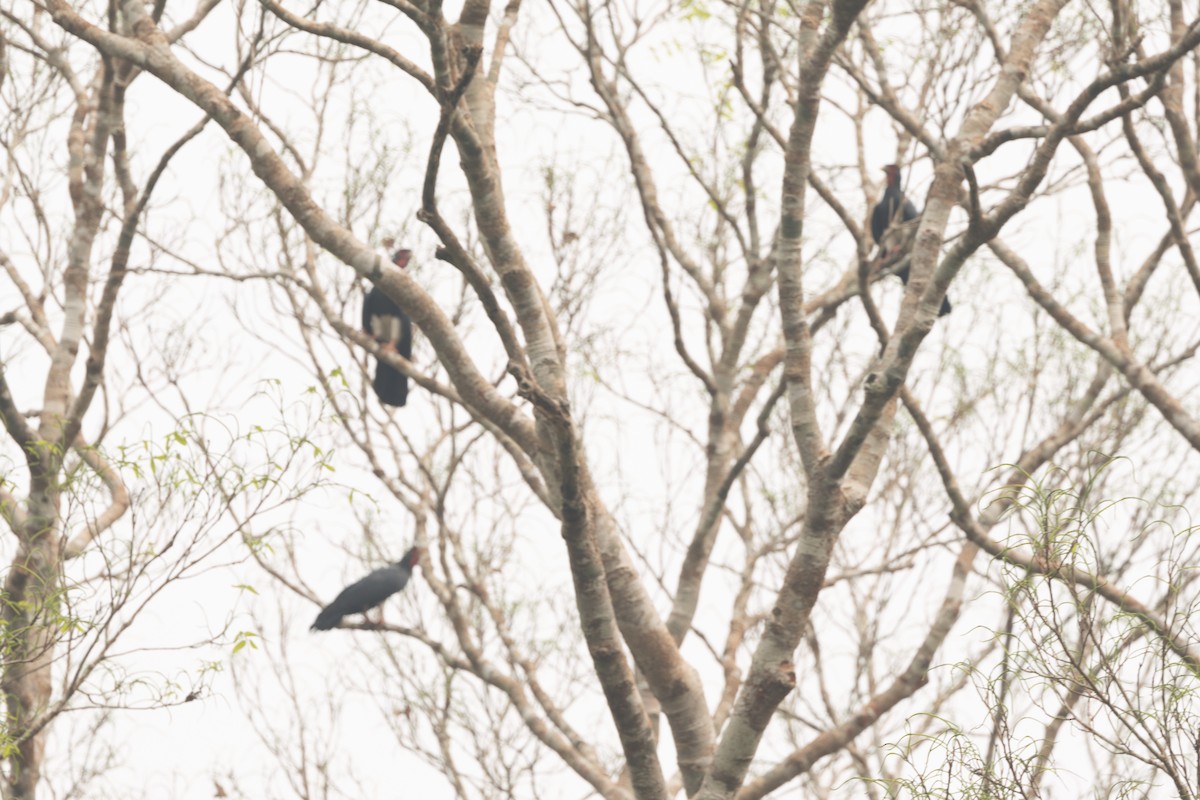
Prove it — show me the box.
[4,0,1200,798]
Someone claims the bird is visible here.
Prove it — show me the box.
[310,546,422,631]
[362,248,414,406]
[871,164,951,317]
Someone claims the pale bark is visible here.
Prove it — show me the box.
[697,3,1071,797]
[992,239,1200,452]
[30,0,1200,797]
[45,2,720,793]
[48,0,537,455]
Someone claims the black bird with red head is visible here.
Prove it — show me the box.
[310,546,422,631]
[362,248,414,406]
[870,164,951,317]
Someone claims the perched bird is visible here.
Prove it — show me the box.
[311,546,422,631]
[362,248,414,407]
[871,164,951,317]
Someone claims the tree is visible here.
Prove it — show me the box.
[0,7,338,797]
[9,0,1200,797]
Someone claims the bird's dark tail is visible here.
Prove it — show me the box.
[894,265,952,317]
[311,608,342,632]
[373,361,409,407]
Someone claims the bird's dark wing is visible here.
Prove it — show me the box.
[365,285,403,316]
[872,190,921,245]
[363,286,405,334]
[398,312,412,360]
[362,286,413,407]
[870,195,893,244]
[310,565,405,631]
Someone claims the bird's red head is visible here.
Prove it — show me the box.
[402,546,423,568]
[391,248,413,269]
[882,164,901,186]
